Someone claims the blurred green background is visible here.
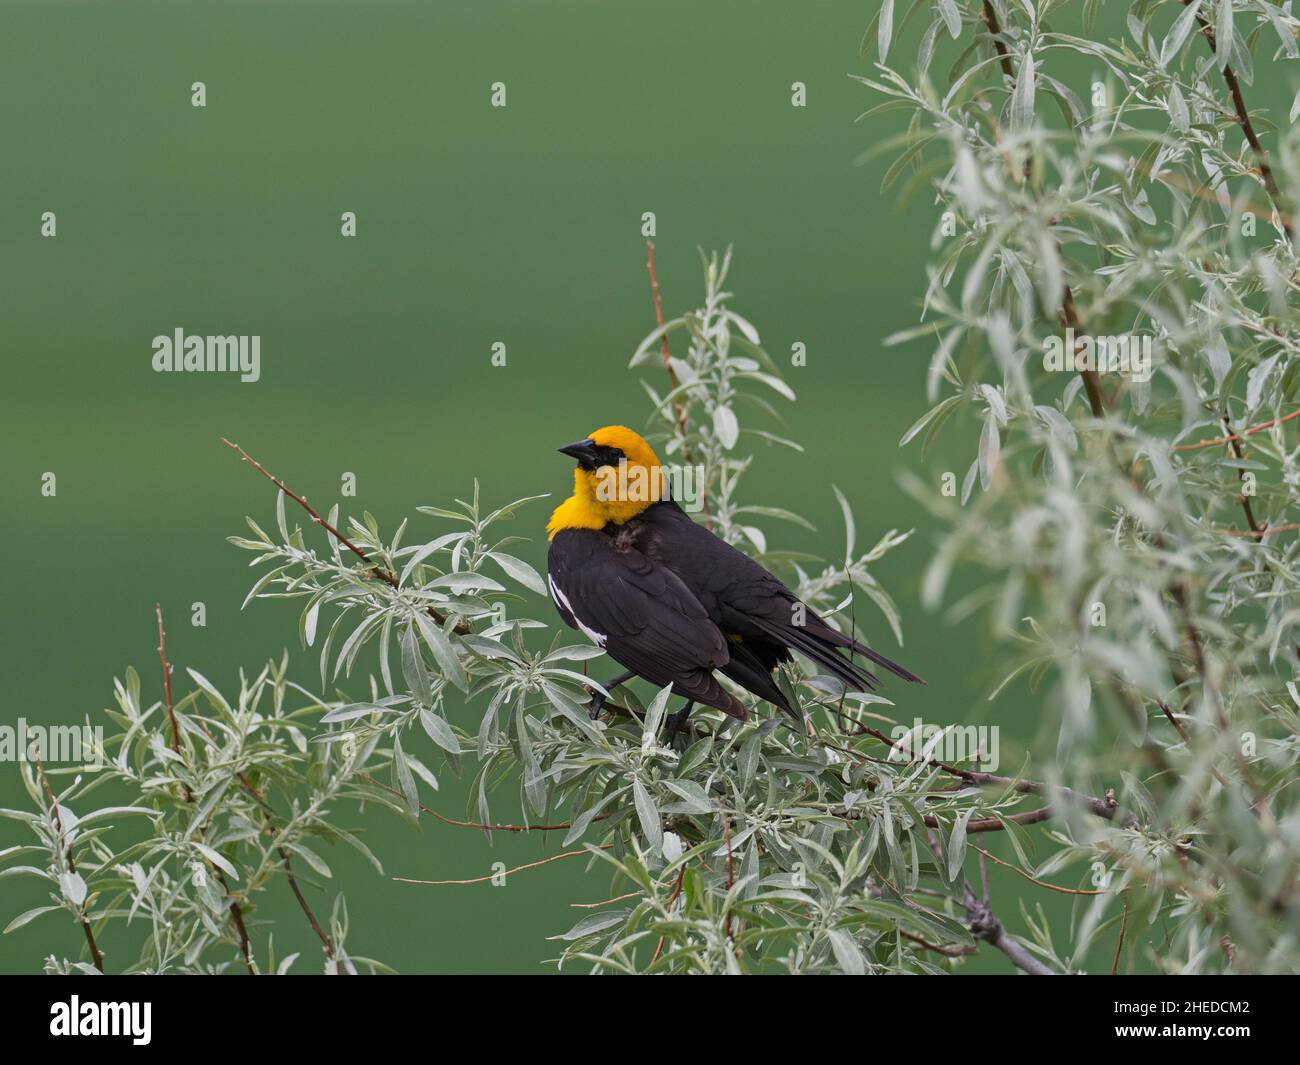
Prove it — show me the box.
[6,0,1284,974]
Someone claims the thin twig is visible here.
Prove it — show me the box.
[1173,408,1300,451]
[29,735,104,973]
[155,604,180,753]
[1180,0,1294,241]
[361,773,612,833]
[1112,891,1131,975]
[282,852,334,961]
[213,866,255,974]
[718,802,740,959]
[841,727,1134,826]
[975,843,1107,897]
[980,1,1015,80]
[1061,285,1107,418]
[646,242,695,465]
[923,805,1054,832]
[964,879,1058,974]
[394,846,611,886]
[1223,416,1266,539]
[220,438,470,634]
[901,929,977,958]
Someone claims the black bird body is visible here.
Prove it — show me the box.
[547,496,922,720]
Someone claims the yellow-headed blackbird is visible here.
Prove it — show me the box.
[546,425,922,730]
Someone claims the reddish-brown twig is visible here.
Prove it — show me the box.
[974,844,1107,897]
[282,853,334,961]
[393,846,610,886]
[923,806,1054,832]
[718,802,740,958]
[646,242,693,458]
[29,736,104,973]
[837,727,1132,825]
[1173,408,1300,451]
[1180,0,1294,241]
[1215,523,1300,537]
[220,438,469,634]
[1111,891,1131,975]
[155,604,180,754]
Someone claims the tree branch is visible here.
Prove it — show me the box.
[1180,0,1294,241]
[155,604,181,753]
[845,727,1135,826]
[964,883,1058,974]
[221,438,471,635]
[29,736,105,974]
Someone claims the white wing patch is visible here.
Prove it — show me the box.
[548,573,607,648]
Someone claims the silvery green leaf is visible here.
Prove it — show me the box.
[303,598,320,647]
[543,644,606,662]
[553,910,628,941]
[832,484,856,558]
[1246,353,1279,412]
[319,704,379,723]
[289,843,332,879]
[827,928,866,974]
[643,684,674,748]
[487,552,546,595]
[713,404,739,448]
[398,532,463,586]
[663,831,684,863]
[392,733,420,818]
[878,0,894,61]
[186,669,232,715]
[1010,52,1035,131]
[947,808,974,881]
[1161,0,1202,66]
[1168,83,1189,131]
[427,572,504,594]
[1036,231,1063,313]
[414,612,467,692]
[632,778,663,854]
[661,779,713,814]
[1033,405,1078,452]
[516,706,547,815]
[193,844,238,880]
[275,487,289,542]
[899,395,961,447]
[738,730,763,789]
[961,456,978,505]
[420,709,461,755]
[1204,332,1231,389]
[4,905,62,933]
[59,871,87,907]
[978,412,1001,490]
[938,0,961,38]
[1215,0,1232,70]
[400,624,432,706]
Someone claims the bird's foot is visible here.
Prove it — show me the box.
[587,691,607,721]
[663,702,694,747]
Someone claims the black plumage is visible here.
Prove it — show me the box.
[547,499,923,720]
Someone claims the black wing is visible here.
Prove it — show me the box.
[633,502,924,693]
[547,529,748,718]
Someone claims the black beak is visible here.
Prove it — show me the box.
[558,438,599,468]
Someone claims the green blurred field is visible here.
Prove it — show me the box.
[5,0,1283,974]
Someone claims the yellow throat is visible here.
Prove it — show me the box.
[547,425,667,539]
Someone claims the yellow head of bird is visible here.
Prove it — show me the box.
[547,425,667,537]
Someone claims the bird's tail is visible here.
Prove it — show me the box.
[822,626,926,685]
[752,616,924,693]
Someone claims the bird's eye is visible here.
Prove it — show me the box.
[590,446,626,468]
